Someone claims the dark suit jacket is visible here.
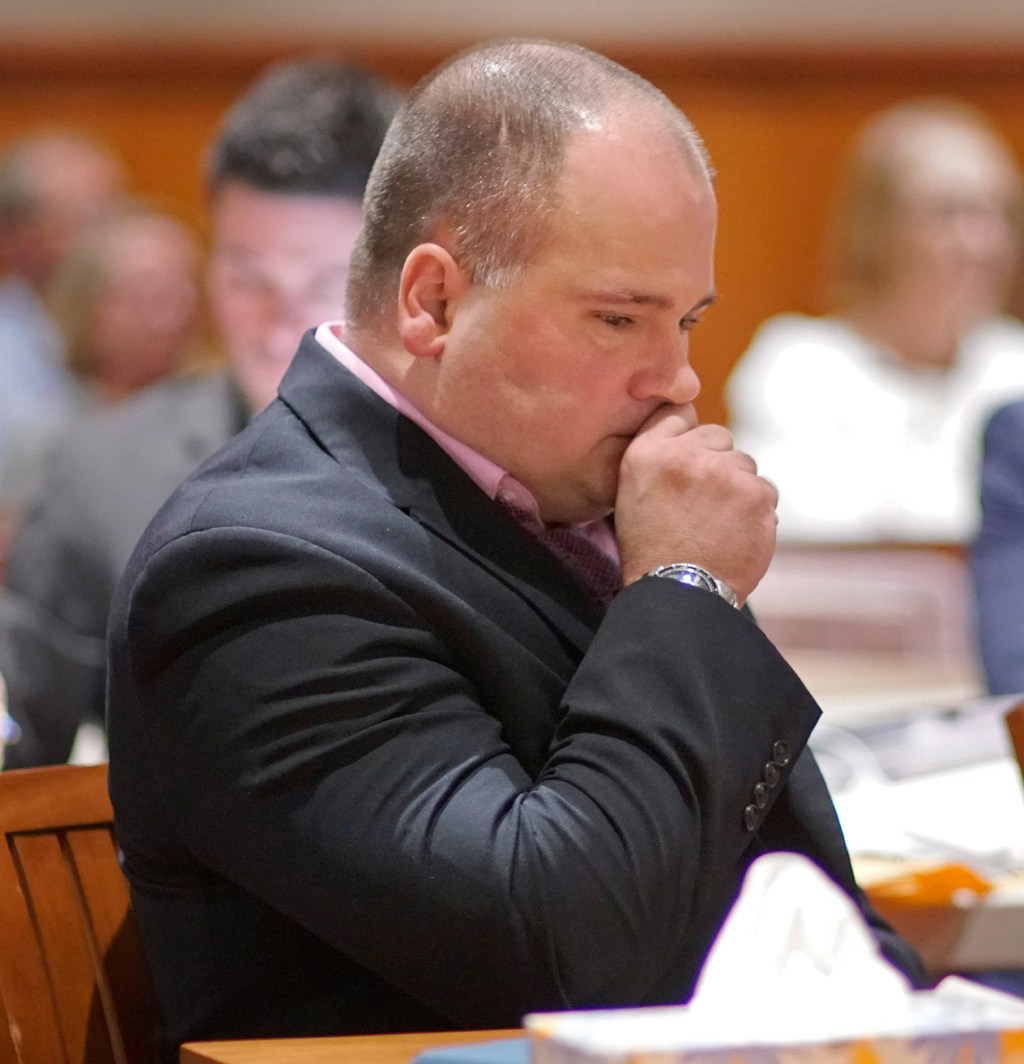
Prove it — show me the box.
[972,398,1024,694]
[0,369,246,767]
[107,332,925,1063]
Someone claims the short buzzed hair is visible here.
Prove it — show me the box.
[206,58,400,201]
[346,39,710,331]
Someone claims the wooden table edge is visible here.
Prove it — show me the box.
[180,1027,524,1063]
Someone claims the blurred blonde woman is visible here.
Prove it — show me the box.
[50,202,205,402]
[0,203,206,539]
[727,100,1024,544]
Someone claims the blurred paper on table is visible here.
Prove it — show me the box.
[526,853,1024,1064]
[809,698,1024,876]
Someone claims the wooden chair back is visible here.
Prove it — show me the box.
[1007,699,1024,785]
[0,763,155,1063]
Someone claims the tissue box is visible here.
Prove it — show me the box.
[524,853,1024,1064]
[525,991,1024,1064]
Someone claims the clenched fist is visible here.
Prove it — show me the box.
[615,403,778,605]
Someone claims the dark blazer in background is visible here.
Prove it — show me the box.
[0,369,246,767]
[972,397,1024,695]
[107,332,926,1063]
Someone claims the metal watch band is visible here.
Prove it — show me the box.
[645,562,739,608]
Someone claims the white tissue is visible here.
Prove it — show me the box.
[685,852,913,1044]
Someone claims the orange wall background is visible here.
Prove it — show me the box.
[3,39,1024,426]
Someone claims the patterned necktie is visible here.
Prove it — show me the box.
[501,500,622,608]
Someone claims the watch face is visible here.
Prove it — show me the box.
[678,571,716,592]
[658,564,716,593]
[647,563,737,607]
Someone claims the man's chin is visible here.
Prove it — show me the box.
[541,483,617,526]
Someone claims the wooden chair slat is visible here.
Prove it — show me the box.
[0,764,154,1064]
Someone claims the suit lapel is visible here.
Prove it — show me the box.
[278,333,603,657]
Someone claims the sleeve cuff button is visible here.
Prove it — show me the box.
[743,804,759,832]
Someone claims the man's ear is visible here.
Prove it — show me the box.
[398,243,470,358]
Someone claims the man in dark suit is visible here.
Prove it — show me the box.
[972,397,1024,694]
[107,39,926,1063]
[0,59,398,768]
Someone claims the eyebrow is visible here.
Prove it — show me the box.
[586,289,718,314]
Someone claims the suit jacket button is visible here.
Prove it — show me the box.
[773,740,791,766]
[753,781,769,809]
[743,804,759,832]
[764,762,780,787]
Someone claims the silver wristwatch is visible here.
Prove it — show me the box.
[645,563,739,608]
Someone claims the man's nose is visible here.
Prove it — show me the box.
[629,337,702,406]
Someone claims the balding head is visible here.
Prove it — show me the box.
[346,39,710,335]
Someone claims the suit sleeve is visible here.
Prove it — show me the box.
[112,524,827,1024]
[972,401,1024,695]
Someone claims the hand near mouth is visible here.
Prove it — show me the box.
[615,402,778,603]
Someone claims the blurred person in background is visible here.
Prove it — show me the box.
[971,396,1024,694]
[727,99,1024,544]
[0,57,399,769]
[52,203,205,403]
[0,131,126,486]
[0,674,12,769]
[0,202,206,532]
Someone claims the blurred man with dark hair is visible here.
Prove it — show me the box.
[203,58,396,413]
[0,58,398,769]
